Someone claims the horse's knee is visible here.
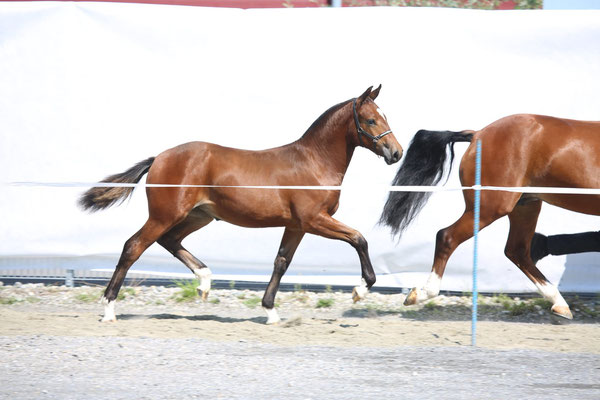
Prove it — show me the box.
[273,255,289,275]
[350,232,369,254]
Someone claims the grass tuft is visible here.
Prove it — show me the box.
[242,296,262,308]
[316,298,334,308]
[171,280,199,302]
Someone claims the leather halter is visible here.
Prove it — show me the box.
[352,98,392,148]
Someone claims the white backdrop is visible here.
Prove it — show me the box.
[1,2,599,292]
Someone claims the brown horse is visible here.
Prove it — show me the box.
[380,114,600,319]
[80,86,402,324]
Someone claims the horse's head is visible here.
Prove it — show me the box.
[352,85,402,165]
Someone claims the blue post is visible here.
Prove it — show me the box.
[472,140,482,347]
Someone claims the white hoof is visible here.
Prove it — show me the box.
[194,268,212,301]
[100,296,116,322]
[403,287,431,306]
[264,308,281,325]
[352,278,369,303]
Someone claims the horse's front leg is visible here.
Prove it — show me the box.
[306,213,376,303]
[262,228,305,324]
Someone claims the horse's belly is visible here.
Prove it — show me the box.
[540,193,600,216]
[207,189,294,228]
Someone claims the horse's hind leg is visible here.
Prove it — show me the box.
[261,228,305,324]
[405,190,520,306]
[157,212,214,300]
[102,218,174,322]
[505,200,572,319]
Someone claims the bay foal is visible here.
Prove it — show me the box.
[81,86,402,324]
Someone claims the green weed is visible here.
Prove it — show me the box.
[172,280,199,302]
[242,296,262,308]
[0,297,19,305]
[117,287,136,301]
[75,292,101,303]
[316,298,334,308]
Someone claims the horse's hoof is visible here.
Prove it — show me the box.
[551,305,573,320]
[351,287,361,303]
[264,308,281,325]
[100,296,116,322]
[403,288,419,306]
[352,286,368,303]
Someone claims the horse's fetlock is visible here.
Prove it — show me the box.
[364,273,376,288]
[262,296,275,310]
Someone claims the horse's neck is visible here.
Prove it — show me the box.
[295,107,355,179]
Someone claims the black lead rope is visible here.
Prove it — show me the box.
[352,98,392,149]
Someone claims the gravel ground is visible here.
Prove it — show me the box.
[1,282,599,399]
[2,336,599,400]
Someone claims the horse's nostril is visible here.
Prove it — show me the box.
[393,151,400,161]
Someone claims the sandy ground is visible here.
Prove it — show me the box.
[1,285,599,399]
[1,294,599,353]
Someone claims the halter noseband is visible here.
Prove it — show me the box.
[352,98,392,148]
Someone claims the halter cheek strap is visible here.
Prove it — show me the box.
[352,98,392,148]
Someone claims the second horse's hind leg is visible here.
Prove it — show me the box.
[404,190,520,306]
[505,201,572,319]
[404,210,481,306]
[157,212,214,300]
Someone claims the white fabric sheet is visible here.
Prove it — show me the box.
[1,2,599,291]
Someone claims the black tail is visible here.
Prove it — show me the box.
[78,157,155,212]
[379,130,473,237]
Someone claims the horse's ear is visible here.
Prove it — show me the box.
[369,84,382,100]
[358,86,373,105]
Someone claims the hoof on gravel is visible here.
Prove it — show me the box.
[100,297,116,322]
[197,288,210,301]
[264,308,281,325]
[551,305,573,320]
[352,286,367,303]
[403,288,419,306]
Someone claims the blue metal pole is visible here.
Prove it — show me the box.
[472,139,482,347]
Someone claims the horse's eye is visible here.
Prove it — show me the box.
[367,119,376,126]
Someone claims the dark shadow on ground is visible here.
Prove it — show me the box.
[342,303,592,325]
[117,313,266,324]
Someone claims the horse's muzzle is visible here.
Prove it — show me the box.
[383,147,402,165]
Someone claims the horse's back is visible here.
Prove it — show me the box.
[462,114,600,215]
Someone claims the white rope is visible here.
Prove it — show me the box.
[6,181,600,194]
